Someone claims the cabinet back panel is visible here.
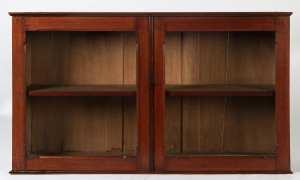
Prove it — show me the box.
[165,31,276,155]
[165,31,275,85]
[27,96,136,156]
[166,96,276,155]
[26,31,136,85]
[25,31,137,156]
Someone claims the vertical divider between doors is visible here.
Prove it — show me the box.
[136,17,152,172]
[153,17,166,171]
[149,16,154,172]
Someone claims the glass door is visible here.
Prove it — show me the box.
[154,17,279,172]
[22,17,151,172]
[26,31,137,157]
[164,31,276,156]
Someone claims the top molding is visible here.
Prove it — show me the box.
[9,12,292,17]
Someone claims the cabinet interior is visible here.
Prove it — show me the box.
[25,31,137,156]
[25,31,277,157]
[165,31,276,156]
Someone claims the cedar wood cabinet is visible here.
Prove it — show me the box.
[9,12,292,174]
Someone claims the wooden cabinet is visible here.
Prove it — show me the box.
[9,12,292,174]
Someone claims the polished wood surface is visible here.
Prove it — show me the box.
[275,16,291,172]
[136,17,152,172]
[26,31,136,85]
[25,156,137,171]
[27,84,274,96]
[164,31,276,155]
[154,15,290,173]
[10,12,291,174]
[165,84,275,96]
[27,85,136,96]
[25,17,137,31]
[29,96,136,156]
[9,12,292,17]
[26,31,138,157]
[12,16,26,171]
[15,16,152,173]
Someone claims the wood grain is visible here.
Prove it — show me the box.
[165,156,276,172]
[124,32,137,85]
[222,97,276,154]
[12,17,26,171]
[165,32,181,85]
[26,156,136,171]
[123,97,137,155]
[275,17,290,171]
[165,84,275,96]
[153,17,166,171]
[227,31,275,85]
[25,17,137,31]
[164,17,277,31]
[10,13,291,173]
[27,85,136,96]
[136,17,152,172]
[9,12,293,17]
[165,97,181,154]
[30,96,132,155]
[27,31,136,85]
[27,31,137,156]
[164,31,276,155]
[164,32,182,154]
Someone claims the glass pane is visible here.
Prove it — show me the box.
[164,31,276,156]
[26,31,137,156]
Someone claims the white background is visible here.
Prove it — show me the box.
[0,0,299,179]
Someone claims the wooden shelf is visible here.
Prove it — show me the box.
[165,84,275,96]
[27,85,136,96]
[28,84,275,97]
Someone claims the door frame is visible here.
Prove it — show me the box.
[12,16,152,173]
[153,16,290,173]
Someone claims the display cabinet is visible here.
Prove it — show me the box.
[10,12,292,174]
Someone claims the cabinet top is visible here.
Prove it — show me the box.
[9,12,292,17]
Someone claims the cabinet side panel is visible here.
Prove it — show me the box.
[12,17,26,170]
[275,17,290,171]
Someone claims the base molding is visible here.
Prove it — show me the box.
[10,170,293,174]
[10,170,45,174]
